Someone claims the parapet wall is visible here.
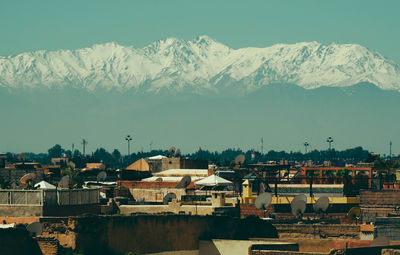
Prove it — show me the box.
[273,224,360,239]
[41,215,278,255]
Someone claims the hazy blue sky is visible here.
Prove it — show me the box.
[1,0,400,62]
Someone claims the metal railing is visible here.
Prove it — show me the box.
[0,189,99,205]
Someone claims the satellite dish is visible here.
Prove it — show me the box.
[58,175,70,189]
[97,171,107,182]
[20,173,36,185]
[168,146,176,156]
[234,154,246,165]
[163,193,177,205]
[176,175,191,189]
[174,148,181,157]
[255,193,272,210]
[155,177,163,182]
[371,236,390,247]
[347,206,361,223]
[292,194,307,204]
[291,200,306,217]
[313,196,329,214]
[26,222,43,237]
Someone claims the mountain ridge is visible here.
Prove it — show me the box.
[1,36,400,92]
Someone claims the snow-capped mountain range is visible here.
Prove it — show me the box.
[1,35,400,92]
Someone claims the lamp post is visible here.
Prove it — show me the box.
[304,141,310,154]
[125,135,133,156]
[326,137,333,151]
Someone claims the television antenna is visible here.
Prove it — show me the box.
[390,141,392,159]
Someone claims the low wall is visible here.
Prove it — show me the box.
[272,224,360,239]
[40,215,278,255]
[120,200,216,216]
[0,205,43,217]
[129,188,187,202]
[375,217,400,241]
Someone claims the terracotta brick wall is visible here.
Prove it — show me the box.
[36,237,60,255]
[0,216,40,224]
[240,204,273,218]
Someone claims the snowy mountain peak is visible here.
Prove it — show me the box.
[0,36,400,92]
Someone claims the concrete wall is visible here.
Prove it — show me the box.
[120,201,216,216]
[40,215,278,255]
[360,190,400,222]
[129,187,187,202]
[0,204,43,217]
[375,217,400,241]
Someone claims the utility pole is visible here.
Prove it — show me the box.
[390,141,392,159]
[81,139,88,156]
[125,135,133,156]
[304,141,310,154]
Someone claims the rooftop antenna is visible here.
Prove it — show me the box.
[81,139,88,156]
[304,141,310,154]
[390,141,392,159]
[149,141,153,152]
[326,137,333,151]
[125,135,133,156]
[72,143,74,155]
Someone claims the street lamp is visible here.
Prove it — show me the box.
[125,135,133,155]
[304,141,310,154]
[326,137,333,151]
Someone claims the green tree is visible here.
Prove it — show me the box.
[48,144,64,158]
